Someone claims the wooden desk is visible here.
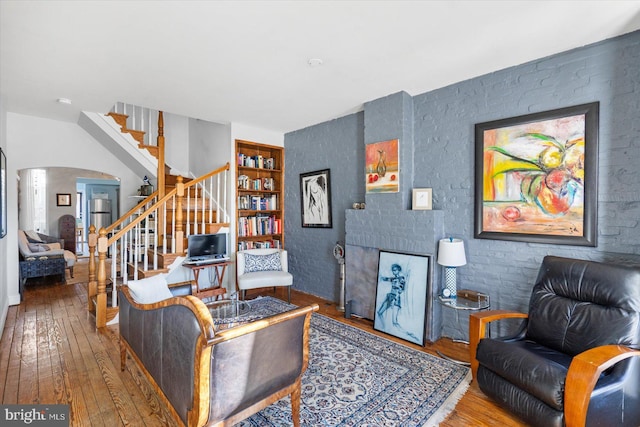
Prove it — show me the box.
[182,261,231,300]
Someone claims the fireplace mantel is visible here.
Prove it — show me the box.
[345,208,445,343]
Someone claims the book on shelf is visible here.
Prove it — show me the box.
[237,214,281,237]
[238,153,277,170]
[238,239,282,251]
[237,194,278,211]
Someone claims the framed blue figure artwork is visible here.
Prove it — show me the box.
[374,250,431,346]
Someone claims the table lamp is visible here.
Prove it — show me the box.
[437,237,467,298]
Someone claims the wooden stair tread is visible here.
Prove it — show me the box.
[106,112,128,128]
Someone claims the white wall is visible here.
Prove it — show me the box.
[164,113,190,176]
[230,123,284,148]
[4,113,146,306]
[189,119,230,177]
[0,96,8,336]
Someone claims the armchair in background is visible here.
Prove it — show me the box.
[237,248,293,303]
[470,256,640,427]
[18,229,77,280]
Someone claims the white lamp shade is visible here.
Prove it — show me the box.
[437,238,467,267]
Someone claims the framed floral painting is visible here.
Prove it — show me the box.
[474,102,599,246]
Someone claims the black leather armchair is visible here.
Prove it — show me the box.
[469,256,640,427]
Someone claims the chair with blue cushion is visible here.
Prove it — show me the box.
[236,248,293,303]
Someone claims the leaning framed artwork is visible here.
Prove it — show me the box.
[300,169,332,228]
[0,148,6,238]
[474,102,599,246]
[373,250,430,346]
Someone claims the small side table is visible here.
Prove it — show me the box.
[437,292,490,365]
[183,261,232,301]
[206,299,253,331]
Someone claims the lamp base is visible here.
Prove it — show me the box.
[444,267,457,298]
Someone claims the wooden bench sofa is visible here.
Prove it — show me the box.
[119,283,318,426]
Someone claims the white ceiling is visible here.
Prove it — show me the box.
[2,1,640,134]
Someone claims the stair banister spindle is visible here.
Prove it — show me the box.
[143,215,149,272]
[186,187,191,238]
[223,169,228,222]
[214,175,219,224]
[110,241,117,309]
[209,177,220,223]
[87,225,97,313]
[193,185,199,235]
[134,226,140,281]
[126,228,132,265]
[201,182,206,233]
[121,231,128,284]
[162,203,167,254]
[171,194,176,253]
[152,213,158,270]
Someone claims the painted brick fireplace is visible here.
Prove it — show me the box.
[345,208,444,342]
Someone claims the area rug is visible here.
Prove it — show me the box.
[234,297,471,427]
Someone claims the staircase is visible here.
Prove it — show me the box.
[85,105,230,328]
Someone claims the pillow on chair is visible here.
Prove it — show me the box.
[244,252,282,273]
[127,274,173,304]
[28,243,51,253]
[25,230,45,243]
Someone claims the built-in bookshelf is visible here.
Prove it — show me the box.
[235,139,284,251]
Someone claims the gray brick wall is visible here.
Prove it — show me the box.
[285,30,640,339]
[284,114,365,302]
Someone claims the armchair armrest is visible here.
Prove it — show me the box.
[469,310,529,380]
[565,345,640,427]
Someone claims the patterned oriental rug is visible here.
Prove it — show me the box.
[232,297,471,427]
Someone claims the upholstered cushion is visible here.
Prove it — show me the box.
[527,256,640,356]
[238,270,293,290]
[24,230,44,243]
[28,243,50,252]
[127,274,173,304]
[244,252,282,273]
[476,339,571,411]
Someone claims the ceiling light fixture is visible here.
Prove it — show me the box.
[57,98,72,105]
[307,58,323,68]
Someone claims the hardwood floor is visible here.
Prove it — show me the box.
[1,260,525,426]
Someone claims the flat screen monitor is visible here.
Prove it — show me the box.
[187,233,228,258]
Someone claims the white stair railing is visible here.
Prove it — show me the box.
[88,163,231,328]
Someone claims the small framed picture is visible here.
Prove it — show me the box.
[412,188,432,210]
[56,193,72,206]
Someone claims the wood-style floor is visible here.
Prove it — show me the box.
[1,260,525,426]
